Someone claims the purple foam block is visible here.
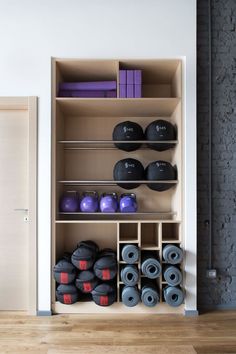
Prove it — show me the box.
[134,70,142,98]
[127,70,134,85]
[127,85,134,98]
[119,84,126,98]
[59,81,117,91]
[119,70,126,84]
[58,90,117,98]
[134,85,142,98]
[134,70,142,85]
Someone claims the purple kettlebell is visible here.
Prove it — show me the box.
[80,191,99,213]
[59,191,80,212]
[119,193,138,213]
[100,193,118,213]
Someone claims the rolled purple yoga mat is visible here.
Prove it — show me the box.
[59,81,117,91]
[58,90,117,98]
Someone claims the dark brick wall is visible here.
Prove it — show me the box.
[197,0,236,309]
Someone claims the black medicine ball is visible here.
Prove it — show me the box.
[145,120,176,151]
[113,158,145,189]
[112,121,144,151]
[146,160,177,191]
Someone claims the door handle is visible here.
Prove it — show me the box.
[14,208,29,212]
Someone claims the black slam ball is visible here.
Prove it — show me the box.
[145,120,176,151]
[112,121,144,151]
[145,160,177,191]
[113,158,145,189]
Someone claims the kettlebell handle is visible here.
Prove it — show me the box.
[101,192,118,199]
[82,191,98,197]
[120,193,136,200]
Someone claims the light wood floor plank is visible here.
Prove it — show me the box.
[0,311,235,354]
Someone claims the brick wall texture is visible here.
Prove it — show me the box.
[197,0,236,309]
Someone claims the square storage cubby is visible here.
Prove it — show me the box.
[119,59,181,98]
[119,223,138,243]
[55,59,118,97]
[161,223,180,242]
[55,223,117,260]
[140,250,161,278]
[141,223,159,250]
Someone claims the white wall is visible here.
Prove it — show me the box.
[0,0,196,312]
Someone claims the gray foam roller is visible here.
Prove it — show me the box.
[162,244,183,265]
[121,286,140,307]
[141,253,161,279]
[163,286,184,307]
[141,284,159,307]
[120,265,139,286]
[121,244,139,264]
[163,265,182,286]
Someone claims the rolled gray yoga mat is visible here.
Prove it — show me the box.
[163,286,184,307]
[141,283,159,307]
[162,244,183,265]
[120,265,139,286]
[121,244,139,264]
[163,265,182,286]
[141,252,161,279]
[122,286,140,307]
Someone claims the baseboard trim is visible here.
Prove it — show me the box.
[184,310,199,317]
[37,310,52,316]
[199,303,236,311]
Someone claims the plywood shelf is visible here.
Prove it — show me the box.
[141,245,160,251]
[58,180,178,186]
[56,97,180,117]
[53,301,184,314]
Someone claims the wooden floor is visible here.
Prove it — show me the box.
[0,311,236,354]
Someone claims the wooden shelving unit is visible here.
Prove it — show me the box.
[52,59,184,314]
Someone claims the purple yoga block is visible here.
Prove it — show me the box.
[127,85,134,98]
[134,70,142,85]
[119,70,126,85]
[134,85,142,98]
[59,81,117,91]
[119,84,126,98]
[127,70,134,85]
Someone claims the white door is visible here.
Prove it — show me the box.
[0,108,29,310]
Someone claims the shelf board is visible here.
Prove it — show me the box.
[53,301,184,314]
[141,244,160,251]
[161,239,181,243]
[58,211,176,216]
[59,140,178,151]
[56,97,180,117]
[58,180,178,186]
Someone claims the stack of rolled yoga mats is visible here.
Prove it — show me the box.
[120,244,160,307]
[162,244,184,307]
[58,81,117,98]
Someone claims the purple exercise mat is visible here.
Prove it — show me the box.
[59,81,117,91]
[58,90,117,98]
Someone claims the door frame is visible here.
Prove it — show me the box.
[0,97,38,315]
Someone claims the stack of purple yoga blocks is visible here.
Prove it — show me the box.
[58,81,117,98]
[119,70,142,98]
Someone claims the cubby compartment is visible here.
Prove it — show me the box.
[54,223,117,261]
[119,223,139,243]
[141,223,159,250]
[119,60,182,98]
[55,59,118,98]
[161,222,180,242]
